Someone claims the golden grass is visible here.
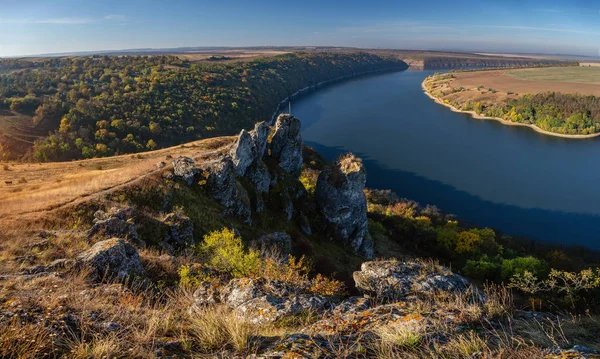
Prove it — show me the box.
[0,136,234,224]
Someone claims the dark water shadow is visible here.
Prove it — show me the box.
[306,141,600,250]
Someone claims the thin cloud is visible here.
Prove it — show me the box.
[104,14,128,22]
[0,15,130,25]
[0,17,92,25]
[483,25,600,36]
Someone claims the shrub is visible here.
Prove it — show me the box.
[197,228,261,278]
[501,256,546,280]
[463,258,500,280]
[299,168,319,195]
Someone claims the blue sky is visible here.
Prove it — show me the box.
[0,0,599,57]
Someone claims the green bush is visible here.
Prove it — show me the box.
[501,256,546,280]
[197,228,261,278]
[463,258,500,280]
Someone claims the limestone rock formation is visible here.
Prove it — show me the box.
[171,156,199,185]
[161,212,194,248]
[192,278,333,325]
[88,207,138,241]
[353,261,472,300]
[315,154,373,258]
[205,158,251,224]
[247,160,271,195]
[251,121,270,160]
[270,114,303,176]
[78,238,143,280]
[230,129,256,176]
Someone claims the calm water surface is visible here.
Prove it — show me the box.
[292,70,600,249]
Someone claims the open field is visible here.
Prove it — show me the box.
[449,67,600,97]
[506,66,600,84]
[0,136,234,226]
[422,67,600,138]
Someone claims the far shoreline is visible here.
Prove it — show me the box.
[421,80,600,140]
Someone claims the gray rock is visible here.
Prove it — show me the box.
[156,161,166,169]
[161,212,194,248]
[270,114,303,176]
[251,121,270,160]
[199,278,332,325]
[230,129,256,176]
[78,238,143,280]
[353,261,472,300]
[88,207,138,241]
[284,200,294,221]
[171,156,199,185]
[315,154,372,258]
[298,213,312,236]
[205,158,251,224]
[237,294,332,325]
[193,281,221,306]
[248,161,271,194]
[252,232,292,262]
[220,278,267,308]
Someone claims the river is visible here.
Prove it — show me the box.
[290,70,600,249]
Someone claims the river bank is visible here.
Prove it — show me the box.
[421,80,600,140]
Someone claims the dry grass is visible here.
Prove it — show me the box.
[0,136,233,222]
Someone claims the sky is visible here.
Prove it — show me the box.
[0,0,599,57]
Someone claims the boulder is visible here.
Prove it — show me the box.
[353,261,472,300]
[315,154,372,258]
[161,212,194,248]
[78,238,143,280]
[88,207,138,241]
[193,278,332,325]
[251,232,292,262]
[251,121,270,160]
[230,129,256,176]
[171,156,199,185]
[270,114,303,176]
[205,158,251,224]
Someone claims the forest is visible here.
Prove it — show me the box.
[0,52,406,161]
[486,93,600,135]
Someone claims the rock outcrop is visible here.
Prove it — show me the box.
[230,129,256,176]
[353,261,472,300]
[78,238,143,280]
[248,160,271,195]
[270,114,303,176]
[171,156,199,185]
[315,154,373,258]
[88,207,138,241]
[161,212,194,249]
[192,278,333,324]
[251,121,270,159]
[205,158,252,224]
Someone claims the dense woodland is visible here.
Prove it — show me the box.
[0,52,406,161]
[486,93,600,135]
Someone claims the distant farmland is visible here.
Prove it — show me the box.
[449,67,600,97]
[506,66,600,84]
